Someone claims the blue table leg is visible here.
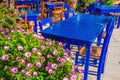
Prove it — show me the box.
[117,16,120,28]
[84,43,91,80]
[75,52,79,66]
[34,21,37,34]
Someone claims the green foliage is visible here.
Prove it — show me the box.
[105,0,114,5]
[0,1,19,31]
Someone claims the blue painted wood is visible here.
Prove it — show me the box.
[39,17,52,31]
[97,17,115,80]
[117,17,120,28]
[40,14,112,80]
[15,0,39,12]
[20,10,39,33]
[95,5,120,15]
[84,43,91,80]
[64,9,75,19]
[45,2,69,17]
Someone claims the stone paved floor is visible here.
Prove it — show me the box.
[102,28,120,80]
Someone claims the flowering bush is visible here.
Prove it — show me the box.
[0,1,83,80]
[0,29,83,80]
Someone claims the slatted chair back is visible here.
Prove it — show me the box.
[52,2,64,22]
[39,17,52,31]
[97,16,115,80]
[40,1,47,20]
[64,9,75,19]
[16,4,30,13]
[47,0,57,2]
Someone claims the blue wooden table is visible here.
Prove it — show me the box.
[40,14,112,80]
[95,5,120,28]
[45,2,69,17]
[15,0,39,12]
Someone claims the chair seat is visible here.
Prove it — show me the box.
[79,45,102,59]
[102,31,106,38]
[53,10,63,14]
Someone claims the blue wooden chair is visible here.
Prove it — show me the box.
[39,17,52,31]
[64,9,75,19]
[75,16,115,80]
[84,1,104,14]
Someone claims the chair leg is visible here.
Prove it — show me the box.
[93,59,98,65]
[117,16,120,28]
[75,52,79,66]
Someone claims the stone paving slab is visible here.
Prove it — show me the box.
[102,28,120,80]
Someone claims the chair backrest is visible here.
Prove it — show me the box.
[47,0,57,2]
[93,1,104,6]
[40,1,46,20]
[106,16,116,34]
[84,1,104,14]
[16,4,30,13]
[39,17,52,31]
[64,9,75,19]
[100,16,115,61]
[53,2,64,11]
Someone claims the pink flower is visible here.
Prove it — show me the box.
[5,35,11,39]
[51,63,57,69]
[23,31,29,35]
[0,26,2,32]
[53,50,58,55]
[63,77,69,80]
[78,69,82,74]
[64,53,68,58]
[40,36,45,40]
[70,69,75,76]
[4,46,9,50]
[47,62,51,67]
[47,54,52,58]
[48,69,54,74]
[17,30,22,33]
[40,45,45,51]
[21,60,26,64]
[37,52,41,56]
[32,48,38,53]
[66,49,71,53]
[11,67,18,74]
[17,46,23,51]
[58,42,64,46]
[33,71,38,76]
[41,56,45,61]
[70,75,77,80]
[45,66,50,71]
[59,63,63,67]
[11,30,15,33]
[1,54,9,61]
[70,53,74,57]
[16,56,20,60]
[74,66,78,69]
[57,58,66,63]
[46,41,52,46]
[36,62,41,68]
[21,69,26,74]
[24,52,31,58]
[26,71,31,77]
[27,63,32,68]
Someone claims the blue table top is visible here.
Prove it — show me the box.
[40,14,112,44]
[95,5,120,10]
[26,10,39,16]
[45,2,69,9]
